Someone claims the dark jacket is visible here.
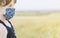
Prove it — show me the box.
[0,20,16,38]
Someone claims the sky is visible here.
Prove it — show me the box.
[14,0,60,11]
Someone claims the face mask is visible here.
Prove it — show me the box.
[3,8,15,20]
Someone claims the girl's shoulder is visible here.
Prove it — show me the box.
[0,23,7,32]
[0,23,8,38]
[3,20,11,27]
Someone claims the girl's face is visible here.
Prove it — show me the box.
[6,0,16,7]
[7,1,15,7]
[8,3,12,7]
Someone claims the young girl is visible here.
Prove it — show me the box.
[0,0,16,38]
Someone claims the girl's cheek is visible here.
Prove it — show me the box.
[9,4,12,7]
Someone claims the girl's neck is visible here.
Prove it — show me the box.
[0,7,6,21]
[0,15,6,21]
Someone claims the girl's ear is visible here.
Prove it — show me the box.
[0,0,6,6]
[2,0,6,6]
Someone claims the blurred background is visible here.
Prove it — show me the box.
[14,0,60,12]
[11,0,60,38]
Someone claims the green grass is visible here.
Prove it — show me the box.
[10,13,60,38]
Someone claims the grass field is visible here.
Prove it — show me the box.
[10,13,60,38]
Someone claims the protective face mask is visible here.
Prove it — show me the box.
[3,8,15,20]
